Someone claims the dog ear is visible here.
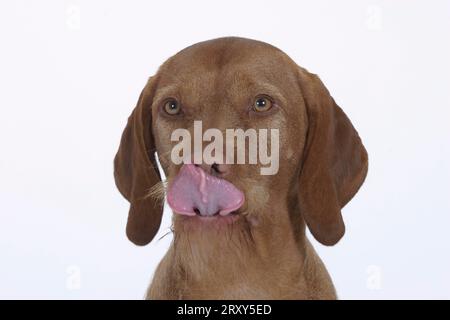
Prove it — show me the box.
[297,67,368,246]
[114,77,164,246]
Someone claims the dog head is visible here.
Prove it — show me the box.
[114,37,368,247]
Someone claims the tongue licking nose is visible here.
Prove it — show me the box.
[167,164,245,217]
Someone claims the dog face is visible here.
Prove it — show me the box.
[114,37,368,247]
[152,39,306,228]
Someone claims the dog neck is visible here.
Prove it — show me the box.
[167,199,313,299]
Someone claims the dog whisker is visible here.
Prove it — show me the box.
[145,180,168,201]
[157,228,173,241]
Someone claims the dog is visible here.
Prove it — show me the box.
[114,37,368,299]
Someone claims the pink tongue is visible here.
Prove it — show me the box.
[167,164,244,216]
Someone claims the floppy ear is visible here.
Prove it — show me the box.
[114,78,164,246]
[297,67,368,246]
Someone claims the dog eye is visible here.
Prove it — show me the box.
[253,97,273,112]
[163,99,181,115]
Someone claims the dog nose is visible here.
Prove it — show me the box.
[194,163,229,177]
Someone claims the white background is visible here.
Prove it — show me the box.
[0,0,449,299]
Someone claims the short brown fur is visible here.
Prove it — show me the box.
[114,37,368,299]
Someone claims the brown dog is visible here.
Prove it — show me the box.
[114,37,368,299]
